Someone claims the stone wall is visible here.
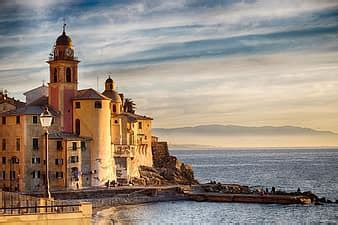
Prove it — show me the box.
[152,142,169,168]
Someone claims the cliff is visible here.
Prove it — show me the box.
[133,141,199,186]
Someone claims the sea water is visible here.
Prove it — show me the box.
[93,148,338,224]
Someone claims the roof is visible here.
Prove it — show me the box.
[0,93,25,108]
[120,112,153,121]
[0,105,58,116]
[56,31,72,46]
[102,90,122,103]
[49,132,92,141]
[27,96,48,106]
[23,84,48,95]
[73,88,110,100]
[0,96,59,116]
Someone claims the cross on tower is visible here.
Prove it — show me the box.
[63,18,66,33]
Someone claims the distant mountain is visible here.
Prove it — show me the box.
[153,125,337,136]
[153,125,338,148]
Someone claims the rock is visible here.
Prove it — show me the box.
[150,141,199,185]
[202,184,251,194]
[319,197,327,203]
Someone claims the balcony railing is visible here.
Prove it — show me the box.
[0,191,81,215]
[114,145,135,158]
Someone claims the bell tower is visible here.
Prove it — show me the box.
[47,23,79,132]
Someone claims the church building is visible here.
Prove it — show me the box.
[0,25,153,193]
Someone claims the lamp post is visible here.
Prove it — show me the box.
[40,107,53,199]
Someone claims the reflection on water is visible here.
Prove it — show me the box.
[93,149,338,224]
[93,202,338,224]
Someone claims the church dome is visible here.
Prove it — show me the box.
[102,90,122,103]
[56,31,72,46]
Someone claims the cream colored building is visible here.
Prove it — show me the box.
[0,25,153,193]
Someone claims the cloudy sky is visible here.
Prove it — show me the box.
[1,0,338,133]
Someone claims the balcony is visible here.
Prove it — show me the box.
[114,145,135,158]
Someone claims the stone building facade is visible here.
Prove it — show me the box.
[0,26,153,193]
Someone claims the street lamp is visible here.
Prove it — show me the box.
[40,107,53,199]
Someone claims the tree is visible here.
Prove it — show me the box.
[124,98,136,113]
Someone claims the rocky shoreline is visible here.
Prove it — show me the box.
[197,183,337,205]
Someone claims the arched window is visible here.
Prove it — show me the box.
[66,68,72,82]
[113,104,116,113]
[75,119,80,135]
[53,68,58,82]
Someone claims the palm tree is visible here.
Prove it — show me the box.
[124,98,136,113]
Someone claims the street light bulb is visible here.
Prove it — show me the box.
[40,107,53,128]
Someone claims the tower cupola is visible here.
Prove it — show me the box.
[53,23,74,60]
[105,76,115,91]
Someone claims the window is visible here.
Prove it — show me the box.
[81,141,86,151]
[32,157,41,164]
[32,138,39,150]
[16,138,20,151]
[66,68,72,82]
[11,157,19,164]
[10,171,15,180]
[2,139,6,151]
[75,102,81,109]
[71,167,79,180]
[56,172,64,178]
[32,116,38,124]
[113,104,116,113]
[2,157,6,164]
[138,122,142,129]
[2,117,5,125]
[32,171,41,179]
[16,116,20,124]
[0,171,5,180]
[114,120,118,124]
[72,142,77,151]
[53,68,58,82]
[94,101,102,109]
[75,119,80,135]
[70,156,79,163]
[55,159,63,165]
[57,141,63,151]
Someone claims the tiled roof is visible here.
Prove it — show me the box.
[0,96,59,116]
[102,90,122,103]
[27,96,48,106]
[73,88,110,100]
[23,84,47,95]
[49,132,92,141]
[0,93,25,108]
[121,112,153,121]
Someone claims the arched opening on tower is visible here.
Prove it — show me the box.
[53,68,58,82]
[75,119,80,135]
[66,68,72,82]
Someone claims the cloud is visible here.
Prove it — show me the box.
[0,0,338,134]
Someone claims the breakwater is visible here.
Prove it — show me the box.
[33,183,334,214]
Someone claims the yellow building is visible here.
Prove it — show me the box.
[0,25,153,193]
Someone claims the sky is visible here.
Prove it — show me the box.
[0,0,338,133]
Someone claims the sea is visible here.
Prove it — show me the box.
[93,148,338,224]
